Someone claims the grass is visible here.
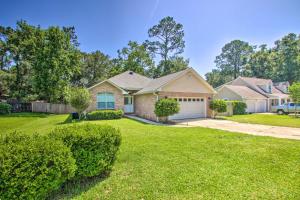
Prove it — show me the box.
[224,114,300,128]
[1,113,300,199]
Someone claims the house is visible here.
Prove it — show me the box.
[215,77,290,113]
[87,68,216,121]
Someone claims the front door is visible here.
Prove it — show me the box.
[124,96,134,113]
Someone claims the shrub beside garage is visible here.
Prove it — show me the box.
[154,98,179,122]
[229,101,247,114]
[0,124,121,199]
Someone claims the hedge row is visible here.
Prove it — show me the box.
[86,110,124,120]
[0,124,121,199]
[0,102,12,114]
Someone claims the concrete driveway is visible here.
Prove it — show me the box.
[173,118,300,140]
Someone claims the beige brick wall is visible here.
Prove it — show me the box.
[134,93,157,121]
[87,81,124,112]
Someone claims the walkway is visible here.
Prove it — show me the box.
[172,118,300,140]
[125,115,300,140]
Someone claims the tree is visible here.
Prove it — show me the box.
[0,70,13,97]
[289,82,300,116]
[145,16,186,77]
[153,56,189,78]
[32,26,81,103]
[273,33,300,83]
[78,51,112,87]
[215,40,253,79]
[245,44,274,79]
[114,41,155,76]
[69,87,91,119]
[289,82,300,110]
[0,26,12,71]
[209,99,227,118]
[154,98,179,122]
[205,69,232,88]
[2,21,39,100]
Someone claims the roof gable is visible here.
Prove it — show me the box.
[88,80,128,94]
[135,68,216,95]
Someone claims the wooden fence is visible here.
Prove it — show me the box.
[9,102,32,113]
[31,101,76,114]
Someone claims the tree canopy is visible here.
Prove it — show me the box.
[145,16,187,77]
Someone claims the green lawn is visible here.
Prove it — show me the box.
[224,114,300,128]
[1,113,300,199]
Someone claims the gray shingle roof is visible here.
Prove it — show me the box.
[89,68,215,94]
[235,76,272,95]
[224,85,267,99]
[239,77,272,85]
[108,71,152,90]
[135,68,191,94]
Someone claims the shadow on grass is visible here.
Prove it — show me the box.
[47,171,110,200]
[0,112,50,118]
[56,114,85,125]
[56,114,73,125]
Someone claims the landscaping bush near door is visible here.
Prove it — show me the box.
[0,102,12,114]
[230,101,247,115]
[50,124,121,178]
[86,110,124,120]
[0,132,76,200]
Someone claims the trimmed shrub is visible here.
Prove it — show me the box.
[86,110,124,120]
[209,99,227,118]
[230,101,247,114]
[50,124,121,178]
[0,102,12,114]
[154,99,179,121]
[0,132,76,200]
[68,87,91,119]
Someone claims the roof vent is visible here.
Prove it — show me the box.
[129,71,133,75]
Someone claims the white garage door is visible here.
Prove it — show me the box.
[246,100,267,113]
[169,97,206,120]
[256,100,266,113]
[245,100,256,113]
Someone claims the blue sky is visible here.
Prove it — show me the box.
[1,0,300,76]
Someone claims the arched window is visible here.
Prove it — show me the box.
[97,92,115,110]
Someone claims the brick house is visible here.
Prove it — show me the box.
[87,68,216,121]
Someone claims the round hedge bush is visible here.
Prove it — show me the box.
[50,124,121,178]
[154,98,179,118]
[0,132,76,200]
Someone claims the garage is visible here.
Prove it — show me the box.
[245,100,256,113]
[256,100,267,112]
[169,97,206,120]
[245,99,267,113]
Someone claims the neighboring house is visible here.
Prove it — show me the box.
[215,77,290,113]
[87,68,216,121]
